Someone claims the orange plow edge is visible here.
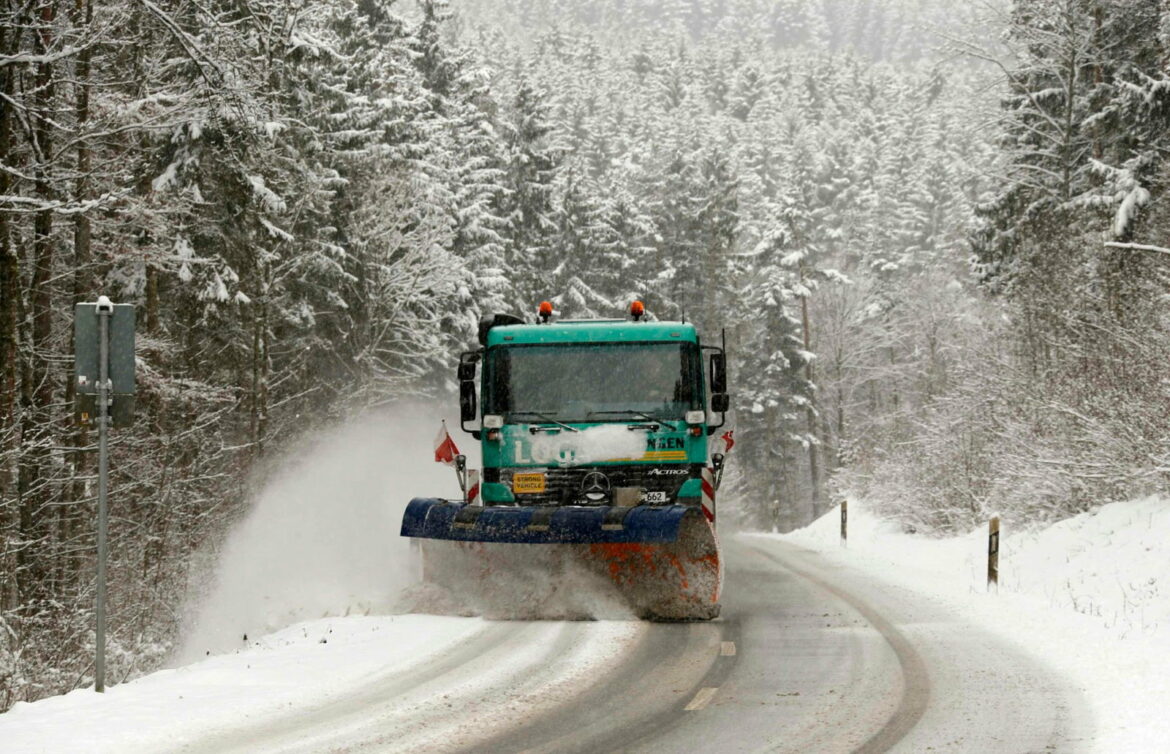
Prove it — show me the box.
[410,513,721,621]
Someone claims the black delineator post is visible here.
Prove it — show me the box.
[987,516,1000,590]
[840,500,847,546]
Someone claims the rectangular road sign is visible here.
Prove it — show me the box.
[75,303,136,428]
[75,303,136,396]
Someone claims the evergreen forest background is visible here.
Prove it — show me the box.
[2,0,1169,708]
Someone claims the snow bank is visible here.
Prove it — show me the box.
[0,615,484,754]
[755,496,1170,752]
[1003,497,1170,636]
[777,496,1170,637]
[177,406,469,662]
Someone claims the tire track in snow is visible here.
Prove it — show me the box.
[176,619,645,753]
[172,620,517,753]
[747,545,931,754]
[357,619,644,752]
[740,539,1087,754]
[464,616,737,754]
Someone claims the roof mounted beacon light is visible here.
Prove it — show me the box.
[630,300,645,321]
[538,301,553,324]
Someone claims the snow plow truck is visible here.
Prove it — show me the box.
[400,301,730,620]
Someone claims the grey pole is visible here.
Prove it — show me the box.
[95,297,111,692]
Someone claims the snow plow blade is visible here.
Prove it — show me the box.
[402,498,698,544]
[400,498,721,621]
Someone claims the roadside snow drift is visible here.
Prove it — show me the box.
[777,496,1170,637]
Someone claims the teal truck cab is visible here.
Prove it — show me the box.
[401,302,730,620]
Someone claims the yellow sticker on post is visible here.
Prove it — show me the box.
[512,472,546,494]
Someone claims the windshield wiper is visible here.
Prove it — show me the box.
[587,410,673,425]
[510,411,580,433]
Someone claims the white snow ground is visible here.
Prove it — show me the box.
[2,496,1168,752]
[0,614,642,753]
[752,495,1170,753]
[0,615,484,753]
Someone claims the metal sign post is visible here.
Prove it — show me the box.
[75,296,135,693]
[95,300,109,692]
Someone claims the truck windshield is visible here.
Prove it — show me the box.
[485,342,703,422]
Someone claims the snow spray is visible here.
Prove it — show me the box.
[176,405,469,662]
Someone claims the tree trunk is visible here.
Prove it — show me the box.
[820,411,835,476]
[250,265,270,458]
[145,266,159,333]
[800,286,820,522]
[0,18,19,613]
[766,406,780,531]
[62,0,95,587]
[20,0,60,603]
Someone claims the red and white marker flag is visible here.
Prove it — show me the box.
[434,420,460,466]
[719,429,735,454]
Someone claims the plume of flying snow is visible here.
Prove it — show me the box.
[176,406,469,662]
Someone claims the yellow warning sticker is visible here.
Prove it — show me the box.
[512,473,546,494]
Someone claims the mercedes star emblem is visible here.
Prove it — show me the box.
[580,471,610,502]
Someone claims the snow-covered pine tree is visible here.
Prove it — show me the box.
[762,121,850,510]
[410,0,513,344]
[734,259,815,530]
[550,167,619,317]
[497,80,561,311]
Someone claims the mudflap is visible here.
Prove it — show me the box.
[402,499,721,621]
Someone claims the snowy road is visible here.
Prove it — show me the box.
[167,536,1088,753]
[456,537,1088,753]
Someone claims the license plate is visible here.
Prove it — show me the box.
[512,473,546,494]
[642,491,668,503]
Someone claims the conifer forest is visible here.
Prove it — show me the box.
[3,0,1170,709]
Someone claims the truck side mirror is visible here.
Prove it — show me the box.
[709,353,727,394]
[711,393,730,413]
[458,360,476,381]
[459,380,477,422]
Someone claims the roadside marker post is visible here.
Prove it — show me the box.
[840,500,847,546]
[74,297,136,692]
[987,516,1000,591]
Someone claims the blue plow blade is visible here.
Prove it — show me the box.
[400,498,695,544]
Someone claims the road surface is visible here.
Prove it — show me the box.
[176,535,1089,753]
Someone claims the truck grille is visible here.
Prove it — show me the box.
[496,464,698,506]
